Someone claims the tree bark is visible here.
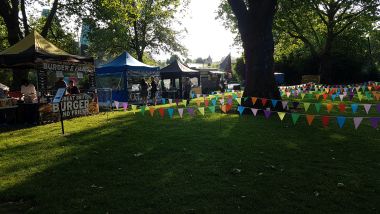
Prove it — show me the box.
[228,0,280,105]
[41,0,59,37]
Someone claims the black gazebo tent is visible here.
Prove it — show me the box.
[160,60,200,98]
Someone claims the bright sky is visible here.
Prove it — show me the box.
[156,0,242,62]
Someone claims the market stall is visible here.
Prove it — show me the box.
[0,31,98,124]
[160,60,200,98]
[96,51,160,103]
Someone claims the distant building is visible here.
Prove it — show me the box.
[80,19,91,56]
[206,55,212,66]
[219,54,232,79]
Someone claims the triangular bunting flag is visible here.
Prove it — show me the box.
[263,110,271,119]
[204,99,210,107]
[351,104,359,113]
[198,107,205,116]
[291,113,300,125]
[251,97,258,105]
[364,104,371,114]
[277,112,286,121]
[168,99,173,104]
[306,115,315,126]
[303,103,311,112]
[251,108,259,116]
[337,116,346,129]
[221,105,227,113]
[315,103,321,113]
[159,108,165,118]
[149,107,155,117]
[353,117,363,130]
[187,108,195,117]
[281,101,288,110]
[131,105,137,114]
[168,108,174,118]
[301,93,306,100]
[114,101,120,110]
[237,106,245,116]
[161,98,166,104]
[182,100,188,107]
[211,99,217,106]
[271,100,278,108]
[326,103,333,113]
[338,103,346,113]
[122,102,128,111]
[315,94,321,100]
[140,106,146,116]
[339,95,344,101]
[292,102,300,109]
[178,108,184,118]
[322,116,330,127]
[370,118,380,129]
[236,98,242,105]
[208,106,216,113]
[196,100,202,107]
[261,98,268,106]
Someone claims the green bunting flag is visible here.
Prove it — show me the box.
[303,103,311,112]
[314,103,321,113]
[291,113,300,125]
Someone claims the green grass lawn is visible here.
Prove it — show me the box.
[1,107,380,213]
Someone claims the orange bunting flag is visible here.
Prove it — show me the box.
[315,94,321,100]
[326,103,333,113]
[251,97,258,105]
[196,100,202,107]
[149,107,155,117]
[306,115,315,126]
[375,93,380,101]
[221,105,227,113]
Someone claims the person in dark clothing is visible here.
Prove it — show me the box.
[150,77,158,105]
[140,79,148,105]
[67,80,80,95]
[183,77,192,104]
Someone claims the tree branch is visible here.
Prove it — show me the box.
[41,0,59,37]
[21,0,29,35]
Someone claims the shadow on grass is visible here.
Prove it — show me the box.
[0,111,380,213]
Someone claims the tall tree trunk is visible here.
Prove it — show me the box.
[229,0,280,107]
[319,33,334,84]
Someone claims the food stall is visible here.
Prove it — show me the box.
[0,31,98,124]
[96,51,160,103]
[160,60,200,99]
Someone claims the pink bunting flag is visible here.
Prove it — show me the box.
[122,102,128,111]
[281,101,288,110]
[339,95,344,101]
[364,104,372,114]
[353,117,363,130]
[251,108,259,116]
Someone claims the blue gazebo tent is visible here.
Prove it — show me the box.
[96,52,159,102]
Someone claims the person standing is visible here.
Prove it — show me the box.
[21,79,37,103]
[183,77,192,104]
[140,79,148,105]
[150,77,158,105]
[67,80,80,95]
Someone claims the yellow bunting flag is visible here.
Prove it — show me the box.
[303,103,311,112]
[315,94,321,100]
[149,107,155,117]
[301,93,306,100]
[358,92,363,101]
[196,100,202,107]
[198,107,205,116]
[131,105,137,114]
[277,112,286,121]
[182,100,187,107]
[236,98,242,105]
[326,103,333,113]
[306,115,315,126]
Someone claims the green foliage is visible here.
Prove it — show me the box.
[233,56,245,82]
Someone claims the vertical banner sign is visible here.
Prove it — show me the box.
[37,69,48,95]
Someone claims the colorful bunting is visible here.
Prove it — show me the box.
[281,101,288,110]
[178,108,184,118]
[338,103,346,113]
[306,115,315,126]
[303,103,311,112]
[370,118,380,129]
[149,107,155,117]
[271,100,278,108]
[261,98,268,106]
[364,104,371,114]
[291,113,300,125]
[208,106,216,113]
[337,116,346,128]
[326,103,333,113]
[263,110,271,119]
[168,108,174,118]
[122,102,128,111]
[198,107,205,116]
[114,101,120,110]
[251,108,259,116]
[351,104,359,113]
[159,108,165,118]
[251,97,258,105]
[277,112,286,121]
[353,117,363,130]
[315,103,321,113]
[322,116,330,127]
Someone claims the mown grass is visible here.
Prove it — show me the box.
[0,102,380,213]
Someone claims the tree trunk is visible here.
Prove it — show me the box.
[319,34,334,84]
[228,0,280,108]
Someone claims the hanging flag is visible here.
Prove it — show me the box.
[271,100,278,108]
[315,103,321,113]
[338,103,346,113]
[187,108,195,117]
[263,110,271,119]
[236,98,242,105]
[277,112,286,121]
[175,99,180,106]
[122,102,128,111]
[237,106,245,116]
[339,95,344,101]
[251,108,259,116]
[322,116,330,127]
[211,99,217,106]
[168,108,174,118]
[370,118,380,129]
[204,99,210,107]
[315,94,321,100]
[326,103,333,113]
[169,99,173,104]
[221,105,227,113]
[331,94,337,101]
[140,106,146,116]
[227,98,233,105]
[364,104,372,114]
[251,97,258,105]
[131,105,137,113]
[292,102,300,109]
[159,108,165,118]
[198,107,205,116]
[291,113,300,125]
[114,101,120,110]
[220,99,225,105]
[323,94,328,100]
[281,101,288,110]
[196,94,201,98]
[301,93,306,100]
[261,98,268,106]
[226,104,233,112]
[358,93,363,101]
[178,108,184,118]
[182,100,188,107]
[306,115,315,126]
[196,100,202,107]
[208,106,216,113]
[353,117,363,130]
[376,104,380,113]
[149,107,155,117]
[161,98,166,104]
[351,104,359,113]
[303,103,311,112]
[336,116,346,128]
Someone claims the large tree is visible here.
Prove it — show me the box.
[86,0,188,63]
[275,0,380,83]
[226,0,280,100]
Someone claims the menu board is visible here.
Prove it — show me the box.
[37,70,48,93]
